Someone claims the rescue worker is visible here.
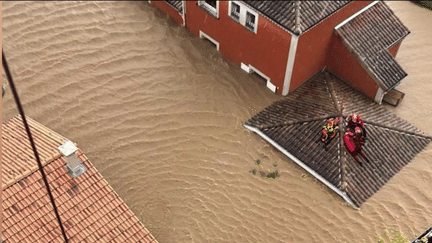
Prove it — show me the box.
[321,118,340,151]
[347,114,367,140]
[344,126,371,167]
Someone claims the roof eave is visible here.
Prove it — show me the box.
[386,73,408,92]
[240,1,300,36]
[243,123,359,209]
[301,1,353,35]
[386,30,411,50]
[2,152,63,191]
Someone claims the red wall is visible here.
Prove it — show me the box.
[326,34,379,100]
[184,1,292,94]
[289,1,372,92]
[388,41,401,58]
[151,1,183,26]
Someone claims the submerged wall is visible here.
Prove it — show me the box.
[184,1,292,94]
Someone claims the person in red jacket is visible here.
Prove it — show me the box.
[344,127,370,166]
[347,114,367,140]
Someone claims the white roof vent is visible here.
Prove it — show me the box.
[58,141,87,178]
[58,140,78,156]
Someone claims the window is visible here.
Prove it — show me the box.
[230,2,240,22]
[228,1,258,33]
[205,0,216,8]
[245,11,256,31]
[198,0,219,18]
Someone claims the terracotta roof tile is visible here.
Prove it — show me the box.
[335,1,410,91]
[2,115,158,242]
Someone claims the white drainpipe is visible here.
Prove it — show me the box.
[282,34,299,96]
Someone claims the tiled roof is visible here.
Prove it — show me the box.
[242,1,351,34]
[2,116,68,186]
[335,1,410,91]
[2,115,158,243]
[244,71,431,208]
[165,0,182,12]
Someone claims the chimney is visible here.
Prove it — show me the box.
[58,141,87,178]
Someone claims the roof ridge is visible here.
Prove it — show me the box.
[17,115,69,144]
[249,114,339,130]
[2,152,62,191]
[363,121,432,140]
[294,1,302,34]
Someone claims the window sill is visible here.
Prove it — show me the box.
[229,15,240,24]
[245,25,257,34]
[229,15,256,34]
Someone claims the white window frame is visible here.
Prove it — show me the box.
[228,1,258,34]
[241,63,275,93]
[199,30,220,51]
[198,0,219,19]
[228,1,241,23]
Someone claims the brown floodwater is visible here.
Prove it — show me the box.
[2,1,432,242]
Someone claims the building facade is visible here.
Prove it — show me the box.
[150,1,410,104]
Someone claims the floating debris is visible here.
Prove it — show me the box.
[266,170,280,179]
[250,159,280,179]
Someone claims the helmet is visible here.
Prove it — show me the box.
[355,127,362,134]
[352,114,358,123]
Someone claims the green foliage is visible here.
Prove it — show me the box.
[374,228,410,243]
[412,1,432,10]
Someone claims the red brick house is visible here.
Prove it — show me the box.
[150,1,410,104]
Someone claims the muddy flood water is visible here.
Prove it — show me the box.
[2,1,432,242]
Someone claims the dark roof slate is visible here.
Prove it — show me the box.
[244,71,431,207]
[246,74,338,128]
[243,1,351,34]
[335,1,410,91]
[165,0,182,12]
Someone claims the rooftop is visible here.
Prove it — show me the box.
[165,0,182,12]
[243,0,352,34]
[244,70,431,208]
[2,115,158,243]
[335,1,411,91]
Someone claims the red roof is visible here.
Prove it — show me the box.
[2,115,158,243]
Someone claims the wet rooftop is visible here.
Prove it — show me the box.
[244,70,432,208]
